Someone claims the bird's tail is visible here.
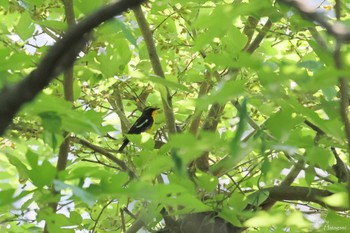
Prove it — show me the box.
[118,138,129,152]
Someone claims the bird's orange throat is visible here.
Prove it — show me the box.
[151,110,157,119]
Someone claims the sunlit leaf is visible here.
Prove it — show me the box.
[247,190,270,207]
[195,171,218,192]
[54,180,96,207]
[244,211,284,227]
[15,12,35,40]
[322,192,349,208]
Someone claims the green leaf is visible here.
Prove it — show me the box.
[90,204,103,220]
[230,99,247,154]
[306,147,334,170]
[227,192,248,212]
[219,207,242,227]
[75,0,103,15]
[244,211,284,227]
[304,166,316,186]
[167,133,213,165]
[62,109,111,135]
[210,139,255,176]
[247,190,270,207]
[37,208,75,233]
[197,80,245,110]
[15,12,35,40]
[126,133,146,148]
[297,60,323,72]
[308,40,333,66]
[23,94,111,135]
[66,165,111,180]
[54,180,96,207]
[25,150,39,169]
[25,150,56,189]
[168,193,211,213]
[39,111,62,133]
[285,212,310,228]
[0,0,9,7]
[0,189,15,206]
[25,0,43,4]
[265,108,303,141]
[283,98,345,141]
[194,5,235,49]
[100,173,129,193]
[195,171,218,192]
[37,20,67,31]
[140,155,173,179]
[167,173,196,193]
[322,192,349,208]
[7,154,29,182]
[115,19,137,47]
[322,86,337,101]
[69,211,83,225]
[0,50,32,72]
[323,211,350,231]
[98,39,132,77]
[27,159,56,189]
[325,183,347,193]
[148,75,189,92]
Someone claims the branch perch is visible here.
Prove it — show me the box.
[75,138,136,178]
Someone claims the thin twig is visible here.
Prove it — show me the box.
[75,137,136,178]
[152,11,177,33]
[91,199,115,233]
[121,208,126,233]
[81,158,120,170]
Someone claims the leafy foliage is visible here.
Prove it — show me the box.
[1,0,350,233]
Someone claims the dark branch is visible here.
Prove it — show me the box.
[0,0,146,135]
[74,137,136,179]
[261,186,349,211]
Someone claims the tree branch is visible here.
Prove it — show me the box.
[245,19,272,54]
[278,0,350,42]
[0,0,146,136]
[108,84,131,133]
[132,5,177,134]
[44,1,76,232]
[242,16,259,48]
[262,159,305,210]
[74,137,136,178]
[125,218,144,233]
[196,17,272,172]
[62,0,76,26]
[197,103,225,171]
[333,0,350,212]
[189,80,210,136]
[261,186,349,211]
[91,199,114,233]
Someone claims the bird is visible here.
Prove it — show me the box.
[118,106,160,152]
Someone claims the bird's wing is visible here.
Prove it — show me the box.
[127,116,150,133]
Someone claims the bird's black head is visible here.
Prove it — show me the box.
[143,106,160,113]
